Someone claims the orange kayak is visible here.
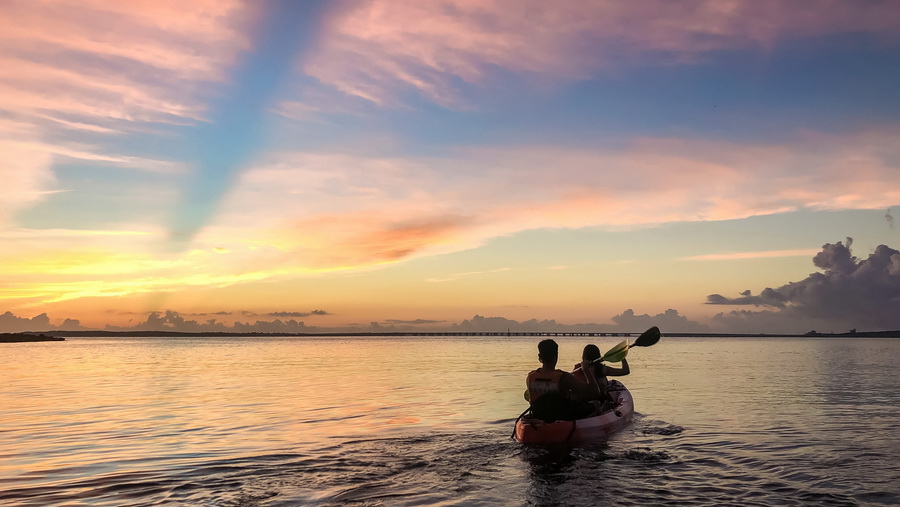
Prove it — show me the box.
[514,382,634,444]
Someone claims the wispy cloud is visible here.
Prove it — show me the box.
[267,310,331,318]
[425,268,511,283]
[17,139,185,173]
[0,139,56,225]
[4,1,899,328]
[0,226,286,306]
[308,0,900,106]
[0,0,250,127]
[8,123,896,309]
[0,0,252,227]
[383,319,446,325]
[210,127,900,272]
[682,249,820,261]
[3,269,275,306]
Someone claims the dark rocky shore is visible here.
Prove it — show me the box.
[0,333,65,343]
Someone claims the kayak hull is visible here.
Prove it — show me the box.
[514,383,634,444]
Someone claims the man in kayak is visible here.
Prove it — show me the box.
[526,339,604,422]
[573,344,630,405]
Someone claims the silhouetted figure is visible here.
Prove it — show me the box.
[525,339,602,422]
[572,343,630,405]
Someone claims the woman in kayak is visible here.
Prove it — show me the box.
[572,344,630,404]
[526,339,604,422]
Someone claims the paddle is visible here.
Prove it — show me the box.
[632,325,662,348]
[597,326,661,363]
[524,327,661,400]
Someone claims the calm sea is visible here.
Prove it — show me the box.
[1,335,898,506]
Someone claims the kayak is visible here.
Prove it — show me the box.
[514,381,634,444]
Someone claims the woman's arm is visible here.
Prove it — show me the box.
[603,358,630,376]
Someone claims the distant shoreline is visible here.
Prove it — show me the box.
[0,333,66,343]
[5,330,900,339]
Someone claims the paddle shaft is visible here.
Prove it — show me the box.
[593,326,660,363]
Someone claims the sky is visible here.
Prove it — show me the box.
[1,0,899,334]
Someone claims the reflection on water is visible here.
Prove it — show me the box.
[1,336,898,505]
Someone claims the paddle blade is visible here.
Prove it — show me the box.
[601,347,629,363]
[600,339,629,362]
[633,326,661,347]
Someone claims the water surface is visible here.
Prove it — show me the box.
[1,336,898,505]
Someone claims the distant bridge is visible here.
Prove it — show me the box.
[32,330,649,338]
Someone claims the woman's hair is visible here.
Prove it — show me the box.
[582,344,602,361]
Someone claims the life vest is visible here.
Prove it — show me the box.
[526,368,565,403]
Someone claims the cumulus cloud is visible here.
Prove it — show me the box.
[99,310,435,333]
[455,315,563,333]
[708,239,900,332]
[384,319,446,325]
[0,311,84,332]
[706,287,790,308]
[109,310,315,333]
[308,0,900,106]
[610,309,709,333]
[0,311,51,333]
[455,309,706,333]
[267,310,331,317]
[0,308,707,334]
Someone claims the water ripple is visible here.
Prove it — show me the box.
[2,336,899,505]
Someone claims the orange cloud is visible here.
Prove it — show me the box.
[313,213,475,265]
[681,249,821,261]
[5,128,898,311]
[212,127,900,272]
[234,210,478,270]
[307,0,900,106]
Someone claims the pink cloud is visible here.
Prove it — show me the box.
[0,0,252,128]
[287,212,477,267]
[213,126,900,271]
[7,125,897,307]
[0,139,56,226]
[306,0,900,106]
[474,131,900,230]
[0,0,255,225]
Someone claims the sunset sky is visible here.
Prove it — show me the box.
[2,0,899,334]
